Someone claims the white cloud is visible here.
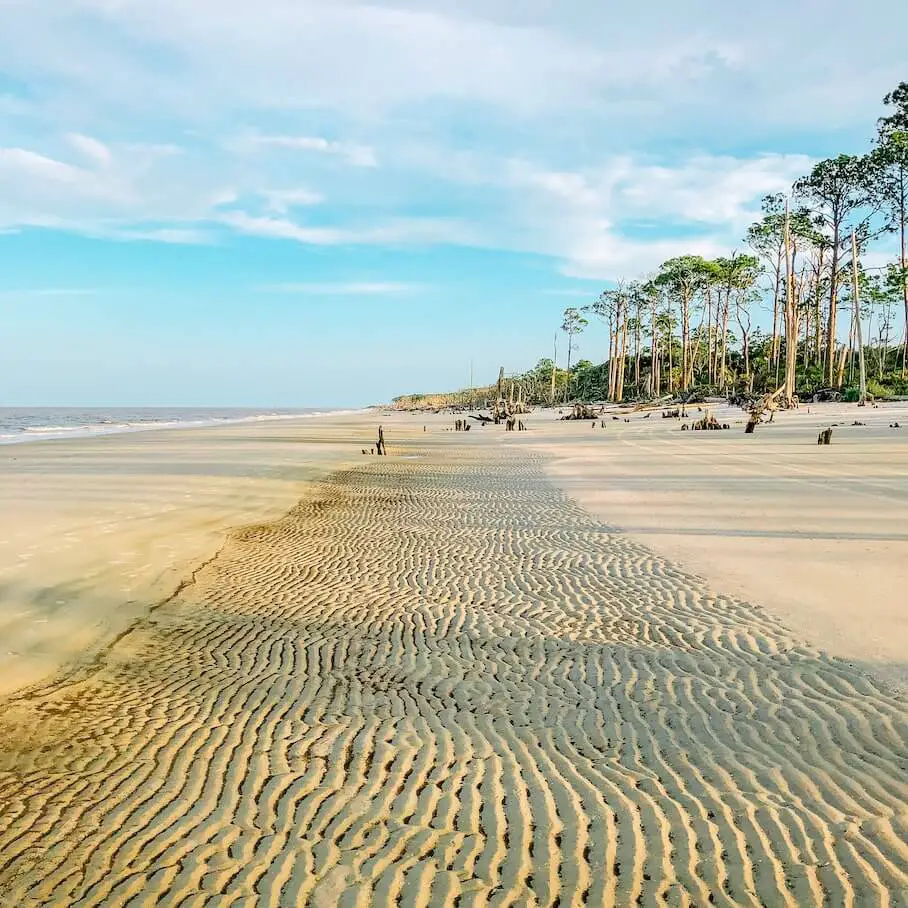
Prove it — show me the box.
[0,0,904,279]
[218,212,345,245]
[0,148,87,186]
[258,282,418,295]
[250,136,377,168]
[66,132,111,167]
[220,211,472,248]
[263,189,324,213]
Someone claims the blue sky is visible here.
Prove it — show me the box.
[1,0,906,406]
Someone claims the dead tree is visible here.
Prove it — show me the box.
[745,385,784,433]
[376,426,387,456]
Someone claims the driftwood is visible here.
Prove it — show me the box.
[469,413,494,424]
[560,403,601,421]
[817,428,833,445]
[745,385,785,433]
[376,425,387,456]
[692,412,730,431]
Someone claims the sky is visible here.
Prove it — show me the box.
[1,0,906,406]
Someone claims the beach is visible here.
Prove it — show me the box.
[0,407,906,905]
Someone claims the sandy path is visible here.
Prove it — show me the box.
[1,442,906,906]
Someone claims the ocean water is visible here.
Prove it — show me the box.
[0,407,357,445]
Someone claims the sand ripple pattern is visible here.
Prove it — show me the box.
[1,449,906,906]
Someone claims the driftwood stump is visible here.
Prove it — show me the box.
[817,428,833,446]
[376,426,387,456]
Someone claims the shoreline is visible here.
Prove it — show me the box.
[0,406,370,446]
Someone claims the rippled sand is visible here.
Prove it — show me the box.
[1,439,905,906]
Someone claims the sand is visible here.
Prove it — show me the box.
[534,401,908,690]
[0,414,370,698]
[0,409,906,905]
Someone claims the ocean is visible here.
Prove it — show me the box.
[0,407,358,445]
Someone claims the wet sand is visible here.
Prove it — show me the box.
[0,410,906,905]
[0,414,370,698]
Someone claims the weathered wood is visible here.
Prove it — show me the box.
[376,426,386,456]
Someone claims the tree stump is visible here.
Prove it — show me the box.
[817,428,833,446]
[376,426,387,455]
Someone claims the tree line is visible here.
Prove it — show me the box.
[534,82,908,406]
[393,83,908,411]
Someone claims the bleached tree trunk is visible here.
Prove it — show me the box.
[719,290,731,391]
[851,230,868,404]
[827,224,842,385]
[783,202,798,406]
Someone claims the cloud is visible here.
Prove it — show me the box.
[263,189,324,213]
[0,0,904,280]
[540,288,602,297]
[66,132,111,167]
[250,136,377,168]
[258,282,418,295]
[220,211,472,248]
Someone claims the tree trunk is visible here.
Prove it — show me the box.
[743,333,750,384]
[706,287,714,384]
[617,314,629,401]
[900,182,908,377]
[681,291,690,391]
[851,230,868,404]
[783,203,798,406]
[719,290,730,391]
[770,256,782,375]
[651,299,660,396]
[827,222,841,385]
[814,247,824,370]
[550,335,557,405]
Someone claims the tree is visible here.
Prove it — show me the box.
[794,154,876,385]
[561,307,588,399]
[714,253,761,391]
[654,255,712,391]
[879,81,908,139]
[587,286,628,401]
[870,127,908,374]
